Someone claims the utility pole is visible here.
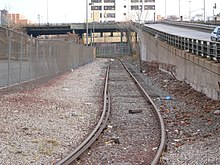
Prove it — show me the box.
[38,14,40,25]
[213,3,216,19]
[179,0,181,19]
[189,0,191,21]
[89,2,95,46]
[165,0,167,19]
[93,5,95,46]
[86,0,88,46]
[47,0,49,23]
[203,0,206,22]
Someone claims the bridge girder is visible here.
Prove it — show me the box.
[24,22,133,38]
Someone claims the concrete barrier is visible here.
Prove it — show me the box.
[140,31,220,100]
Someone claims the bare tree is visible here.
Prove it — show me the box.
[116,18,145,71]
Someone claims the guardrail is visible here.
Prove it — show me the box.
[136,23,220,62]
[158,21,216,32]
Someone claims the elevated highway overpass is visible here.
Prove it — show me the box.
[24,22,128,37]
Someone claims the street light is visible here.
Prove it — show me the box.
[92,5,95,46]
[213,3,216,19]
[203,0,206,22]
[38,14,40,25]
[47,0,49,23]
[86,0,88,46]
[179,0,181,19]
[165,0,167,18]
[89,2,95,46]
[189,0,191,21]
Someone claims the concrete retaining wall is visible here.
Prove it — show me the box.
[140,31,220,100]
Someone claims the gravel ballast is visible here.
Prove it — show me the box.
[77,59,160,164]
[137,59,220,165]
[0,58,108,164]
[0,56,220,165]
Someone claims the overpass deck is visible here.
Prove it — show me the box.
[24,22,128,37]
[145,24,211,41]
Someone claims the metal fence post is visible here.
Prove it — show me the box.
[217,43,220,61]
[48,41,51,74]
[183,37,186,51]
[36,39,39,77]
[195,40,198,55]
[7,31,13,88]
[19,35,23,85]
[28,35,33,82]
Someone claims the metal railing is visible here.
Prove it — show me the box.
[0,26,94,89]
[158,21,216,32]
[141,25,220,62]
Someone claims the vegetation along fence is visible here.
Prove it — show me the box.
[0,26,95,89]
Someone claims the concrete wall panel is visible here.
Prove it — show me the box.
[140,31,220,100]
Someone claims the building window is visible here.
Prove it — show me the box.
[124,5,126,8]
[131,5,139,10]
[124,13,126,16]
[104,0,115,2]
[100,13,102,18]
[131,0,142,2]
[144,0,155,2]
[104,6,115,10]
[91,0,102,3]
[91,6,102,10]
[105,13,115,18]
[144,5,155,10]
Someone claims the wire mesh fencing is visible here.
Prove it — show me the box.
[95,43,131,58]
[0,26,95,90]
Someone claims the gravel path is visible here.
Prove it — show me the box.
[0,58,108,165]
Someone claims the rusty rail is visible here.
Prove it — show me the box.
[56,65,110,165]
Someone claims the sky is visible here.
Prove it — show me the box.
[0,0,219,23]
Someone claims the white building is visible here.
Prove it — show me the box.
[89,0,156,23]
[0,9,8,26]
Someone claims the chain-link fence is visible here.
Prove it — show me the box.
[95,43,131,58]
[0,26,95,90]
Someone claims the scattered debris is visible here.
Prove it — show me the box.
[107,125,113,129]
[105,137,120,145]
[214,110,220,115]
[152,147,158,151]
[84,102,92,105]
[128,109,143,114]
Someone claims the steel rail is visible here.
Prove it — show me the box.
[56,65,110,165]
[120,60,166,165]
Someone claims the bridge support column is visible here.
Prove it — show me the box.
[121,32,123,43]
[90,29,93,45]
[135,32,138,43]
[110,32,113,37]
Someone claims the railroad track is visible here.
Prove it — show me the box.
[56,59,165,165]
